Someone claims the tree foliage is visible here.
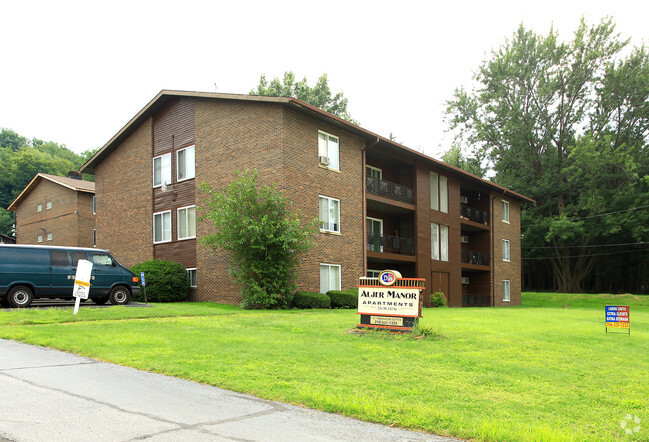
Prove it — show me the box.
[0,128,96,236]
[446,18,649,293]
[441,145,486,177]
[200,170,317,309]
[250,71,357,124]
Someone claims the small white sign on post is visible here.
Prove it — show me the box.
[72,259,93,314]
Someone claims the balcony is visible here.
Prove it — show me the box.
[366,176,414,204]
[462,250,490,266]
[460,204,489,225]
[462,294,491,306]
[367,233,415,256]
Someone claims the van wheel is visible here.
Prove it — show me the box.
[93,296,109,305]
[109,286,130,305]
[8,286,34,308]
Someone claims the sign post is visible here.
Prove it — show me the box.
[605,305,630,335]
[72,259,93,314]
[357,270,425,332]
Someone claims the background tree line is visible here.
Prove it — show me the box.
[0,128,96,237]
[445,17,649,293]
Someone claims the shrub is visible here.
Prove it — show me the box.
[292,291,331,309]
[327,289,357,309]
[430,291,447,307]
[130,260,190,303]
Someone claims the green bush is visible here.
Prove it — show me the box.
[130,260,190,303]
[327,289,357,309]
[430,291,447,307]
[292,291,331,309]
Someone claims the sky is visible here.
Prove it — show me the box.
[2,0,648,160]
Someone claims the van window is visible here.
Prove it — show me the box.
[92,253,113,266]
[71,252,88,267]
[51,251,69,267]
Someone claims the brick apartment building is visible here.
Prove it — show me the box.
[80,90,533,307]
[8,172,96,248]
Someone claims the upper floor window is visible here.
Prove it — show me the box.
[47,232,53,241]
[153,210,172,243]
[502,200,510,223]
[366,165,382,180]
[153,153,171,188]
[319,196,340,233]
[503,280,511,302]
[177,145,195,181]
[37,203,42,212]
[37,234,43,243]
[318,131,339,170]
[502,239,511,261]
[430,172,448,213]
[46,201,52,210]
[431,223,449,261]
[177,206,196,240]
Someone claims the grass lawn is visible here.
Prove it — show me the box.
[1,293,648,441]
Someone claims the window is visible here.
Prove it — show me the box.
[187,268,197,287]
[318,131,339,170]
[502,200,510,223]
[503,280,511,302]
[93,196,96,214]
[177,206,196,240]
[93,229,97,247]
[319,196,340,233]
[430,172,448,213]
[37,234,43,243]
[153,211,172,243]
[153,153,171,187]
[47,233,53,241]
[320,263,341,293]
[46,201,52,210]
[71,252,88,267]
[367,269,381,278]
[431,223,449,261]
[177,145,195,181]
[92,253,114,266]
[366,165,382,180]
[50,251,69,266]
[502,239,511,261]
[366,217,383,252]
[37,203,42,212]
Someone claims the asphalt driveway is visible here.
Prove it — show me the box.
[0,339,457,441]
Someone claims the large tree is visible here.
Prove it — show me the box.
[250,71,357,124]
[446,18,649,293]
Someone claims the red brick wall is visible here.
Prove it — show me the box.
[95,118,154,268]
[492,195,522,306]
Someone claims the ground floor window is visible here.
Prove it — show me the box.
[187,268,197,287]
[503,280,511,302]
[320,263,341,293]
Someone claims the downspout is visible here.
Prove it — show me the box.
[362,138,380,277]
[491,189,506,307]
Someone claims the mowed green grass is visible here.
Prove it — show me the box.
[1,293,648,441]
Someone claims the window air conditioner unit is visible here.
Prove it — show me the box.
[461,235,469,244]
[319,156,330,166]
[460,196,469,204]
[461,276,470,285]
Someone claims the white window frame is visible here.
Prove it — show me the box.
[187,268,197,288]
[177,205,197,240]
[46,201,52,210]
[440,225,449,262]
[440,175,448,213]
[503,280,511,302]
[177,145,195,182]
[502,239,511,261]
[432,223,449,261]
[153,153,172,188]
[47,232,53,241]
[318,131,340,170]
[430,172,439,211]
[431,223,439,260]
[153,210,172,244]
[37,203,42,212]
[319,195,340,233]
[320,263,341,294]
[502,200,510,223]
[37,234,43,243]
[366,165,382,180]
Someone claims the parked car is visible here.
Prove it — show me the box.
[0,244,140,308]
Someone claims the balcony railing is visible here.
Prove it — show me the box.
[366,176,414,204]
[460,204,489,224]
[462,294,491,306]
[367,233,415,256]
[462,250,490,266]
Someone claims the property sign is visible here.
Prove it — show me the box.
[606,305,630,335]
[141,272,146,287]
[72,259,93,315]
